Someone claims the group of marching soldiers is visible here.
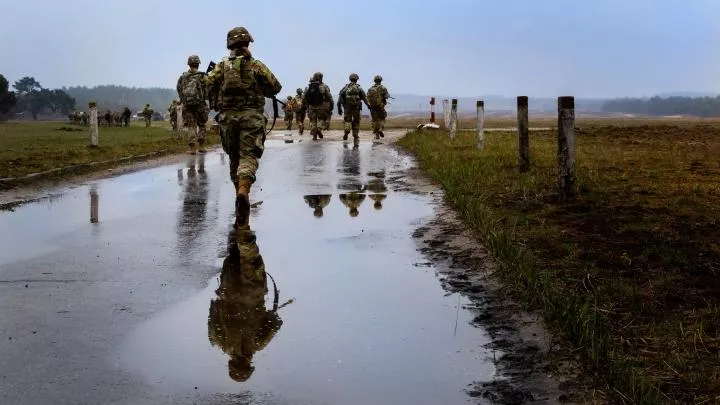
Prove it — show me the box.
[68,107,133,127]
[281,73,391,145]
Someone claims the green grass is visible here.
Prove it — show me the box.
[0,120,220,178]
[399,125,720,404]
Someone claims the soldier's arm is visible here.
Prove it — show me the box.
[252,60,282,98]
[176,74,184,101]
[204,61,223,108]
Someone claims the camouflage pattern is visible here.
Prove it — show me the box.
[142,104,153,127]
[208,226,282,383]
[168,100,179,130]
[178,67,209,144]
[205,53,281,183]
[292,89,306,134]
[283,96,294,130]
[338,82,369,143]
[339,192,366,217]
[303,194,331,218]
[303,80,333,140]
[367,83,390,138]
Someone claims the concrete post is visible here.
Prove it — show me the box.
[443,99,451,128]
[176,103,184,140]
[517,96,530,172]
[430,97,436,124]
[89,102,98,147]
[449,99,458,139]
[90,186,99,224]
[558,96,576,198]
[476,100,485,149]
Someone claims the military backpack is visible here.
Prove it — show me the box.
[344,83,361,109]
[181,71,206,107]
[367,86,384,109]
[305,82,324,106]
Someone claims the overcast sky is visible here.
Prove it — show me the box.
[1,0,719,98]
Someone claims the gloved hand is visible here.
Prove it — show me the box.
[337,106,343,116]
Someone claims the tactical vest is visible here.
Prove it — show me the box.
[344,83,361,109]
[219,57,265,111]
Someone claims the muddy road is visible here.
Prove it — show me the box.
[0,131,564,405]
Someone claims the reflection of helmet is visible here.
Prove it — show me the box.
[313,208,323,218]
[312,72,323,81]
[227,26,254,49]
[349,73,359,81]
[187,55,200,66]
[228,357,254,382]
[374,201,382,210]
[350,208,359,217]
[374,75,382,83]
[296,88,303,94]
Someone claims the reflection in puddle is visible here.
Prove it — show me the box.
[303,194,332,218]
[89,185,99,224]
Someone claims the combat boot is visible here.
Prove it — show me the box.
[317,130,323,139]
[236,179,252,226]
[187,143,197,155]
[198,139,207,154]
[379,130,385,138]
[343,130,349,141]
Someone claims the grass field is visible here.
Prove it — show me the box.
[0,121,220,179]
[399,124,720,404]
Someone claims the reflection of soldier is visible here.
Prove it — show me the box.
[208,225,283,383]
[366,176,387,210]
[303,194,331,218]
[339,193,366,218]
[176,156,209,262]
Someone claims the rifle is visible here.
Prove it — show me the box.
[265,97,286,136]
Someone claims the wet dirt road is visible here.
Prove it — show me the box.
[0,133,500,405]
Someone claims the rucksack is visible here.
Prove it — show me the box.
[344,83,361,108]
[181,72,205,106]
[306,82,323,106]
[367,86,383,108]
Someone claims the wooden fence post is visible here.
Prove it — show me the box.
[476,100,485,149]
[89,102,98,147]
[443,99,451,128]
[557,96,576,198]
[449,98,458,139]
[430,97,436,124]
[517,96,529,172]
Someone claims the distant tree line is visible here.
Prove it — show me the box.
[602,96,720,117]
[63,85,176,115]
[0,75,76,120]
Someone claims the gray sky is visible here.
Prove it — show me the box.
[2,0,719,98]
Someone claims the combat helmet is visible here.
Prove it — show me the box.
[287,96,293,100]
[227,26,254,49]
[374,75,383,83]
[296,88,303,94]
[187,55,201,66]
[349,73,359,82]
[312,72,323,82]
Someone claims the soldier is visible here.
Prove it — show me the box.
[122,107,131,127]
[168,99,179,131]
[282,96,294,131]
[303,72,333,141]
[208,225,283,383]
[337,73,371,147]
[142,104,154,127]
[80,111,88,126]
[367,75,390,139]
[292,88,306,135]
[205,26,282,225]
[303,194,331,218]
[177,55,210,154]
[104,110,113,127]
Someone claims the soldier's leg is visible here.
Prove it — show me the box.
[343,110,352,140]
[316,112,326,139]
[224,121,240,192]
[296,112,305,134]
[308,110,318,140]
[370,109,379,136]
[184,109,198,154]
[379,108,387,137]
[235,115,267,224]
[351,110,361,145]
[196,107,209,153]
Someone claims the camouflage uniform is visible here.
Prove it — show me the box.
[292,88,306,135]
[121,107,131,127]
[205,26,281,223]
[177,56,210,152]
[168,100,179,131]
[339,193,366,218]
[337,73,370,146]
[367,76,390,139]
[208,226,282,383]
[367,176,387,210]
[142,104,153,127]
[303,194,331,218]
[282,96,294,130]
[104,110,113,127]
[303,72,333,140]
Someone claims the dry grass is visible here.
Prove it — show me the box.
[399,124,720,404]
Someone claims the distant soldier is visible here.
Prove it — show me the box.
[121,107,132,127]
[104,110,113,127]
[142,104,154,127]
[282,96,294,131]
[205,26,282,225]
[303,72,333,141]
[303,194,331,218]
[337,73,371,147]
[208,226,283,383]
[367,75,390,139]
[80,111,88,126]
[168,99,179,131]
[292,88,306,135]
[177,55,209,154]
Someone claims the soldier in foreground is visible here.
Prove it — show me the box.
[205,26,282,224]
[282,95,294,131]
[177,55,210,154]
[367,75,390,139]
[142,104,153,127]
[337,73,371,147]
[303,72,333,141]
[292,88,306,135]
